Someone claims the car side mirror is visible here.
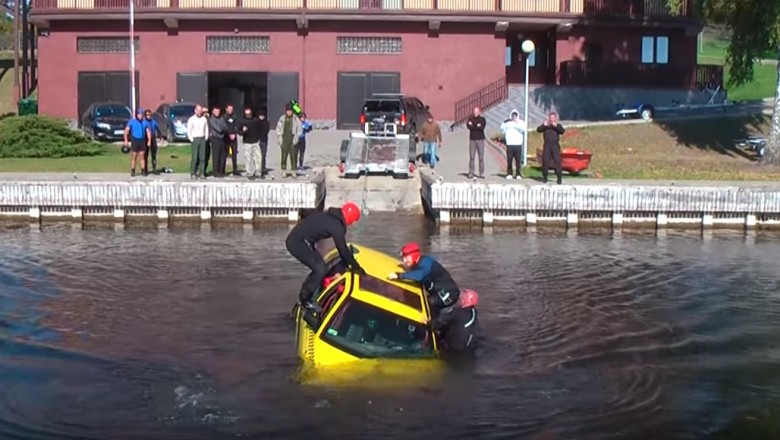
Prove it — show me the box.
[302,309,321,330]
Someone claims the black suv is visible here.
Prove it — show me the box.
[359,94,429,138]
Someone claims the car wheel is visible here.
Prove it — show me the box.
[640,107,654,121]
[166,126,175,143]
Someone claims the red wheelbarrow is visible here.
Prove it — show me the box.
[535,147,593,176]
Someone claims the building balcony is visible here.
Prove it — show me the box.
[559,61,723,89]
[30,0,695,19]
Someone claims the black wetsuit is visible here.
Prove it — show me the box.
[434,306,479,356]
[285,207,365,303]
[397,255,460,316]
[536,122,565,184]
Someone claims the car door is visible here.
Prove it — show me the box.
[154,104,168,137]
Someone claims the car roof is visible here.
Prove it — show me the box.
[342,244,429,322]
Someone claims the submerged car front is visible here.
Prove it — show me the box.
[295,245,444,387]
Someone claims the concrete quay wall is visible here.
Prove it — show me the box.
[420,173,780,230]
[0,173,326,223]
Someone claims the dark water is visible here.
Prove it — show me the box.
[2,217,780,440]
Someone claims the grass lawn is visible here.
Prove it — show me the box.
[698,35,777,102]
[0,144,196,173]
[496,115,779,181]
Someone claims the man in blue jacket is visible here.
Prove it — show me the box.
[387,242,460,318]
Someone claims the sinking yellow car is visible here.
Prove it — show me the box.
[293,244,444,387]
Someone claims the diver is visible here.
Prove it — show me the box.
[433,288,479,357]
[285,202,366,312]
[387,242,460,318]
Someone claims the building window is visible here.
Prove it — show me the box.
[337,37,402,54]
[641,36,669,64]
[527,49,536,67]
[505,46,512,67]
[77,37,139,54]
[206,36,270,53]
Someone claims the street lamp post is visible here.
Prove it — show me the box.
[521,39,535,168]
[129,0,137,112]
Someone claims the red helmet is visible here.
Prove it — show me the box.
[341,202,361,226]
[400,242,421,265]
[459,289,479,308]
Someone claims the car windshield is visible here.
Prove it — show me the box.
[364,100,401,113]
[360,274,422,311]
[95,105,131,118]
[322,298,434,359]
[170,105,195,118]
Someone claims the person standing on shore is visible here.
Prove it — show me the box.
[275,103,303,179]
[208,106,228,178]
[186,105,209,180]
[499,109,526,180]
[241,107,270,180]
[143,109,161,175]
[295,112,313,174]
[536,112,565,185]
[465,106,486,179]
[124,108,152,177]
[417,113,442,170]
[224,104,240,176]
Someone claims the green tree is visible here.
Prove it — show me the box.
[699,0,780,164]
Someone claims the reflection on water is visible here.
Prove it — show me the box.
[1,217,780,439]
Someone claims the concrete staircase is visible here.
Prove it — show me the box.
[481,85,549,135]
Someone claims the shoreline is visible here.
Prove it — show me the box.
[0,171,779,231]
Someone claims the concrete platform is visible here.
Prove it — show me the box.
[0,171,325,222]
[410,128,780,230]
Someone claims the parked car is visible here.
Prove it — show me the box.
[359,94,429,139]
[153,101,197,142]
[81,102,133,142]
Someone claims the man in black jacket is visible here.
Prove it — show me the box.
[207,107,228,177]
[465,106,486,179]
[536,111,565,184]
[285,202,365,311]
[224,104,240,176]
[241,107,270,180]
[433,288,479,357]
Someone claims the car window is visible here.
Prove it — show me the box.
[169,105,195,118]
[95,104,131,118]
[318,278,347,317]
[321,298,433,359]
[359,274,422,311]
[364,100,402,113]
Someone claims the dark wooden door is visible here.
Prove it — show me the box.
[177,72,208,106]
[77,71,139,126]
[267,72,300,125]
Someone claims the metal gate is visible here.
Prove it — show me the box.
[176,72,207,105]
[77,71,139,123]
[336,72,400,130]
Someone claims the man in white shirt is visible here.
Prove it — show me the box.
[187,104,209,180]
[499,109,526,180]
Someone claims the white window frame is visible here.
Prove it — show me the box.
[641,35,669,64]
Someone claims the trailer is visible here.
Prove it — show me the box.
[338,120,416,180]
[615,86,734,121]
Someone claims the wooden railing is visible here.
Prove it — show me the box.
[454,77,507,125]
[559,61,723,89]
[31,0,695,16]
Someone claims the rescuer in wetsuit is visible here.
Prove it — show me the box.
[433,288,479,357]
[285,202,366,311]
[387,242,460,318]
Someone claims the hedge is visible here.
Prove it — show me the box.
[0,115,104,158]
